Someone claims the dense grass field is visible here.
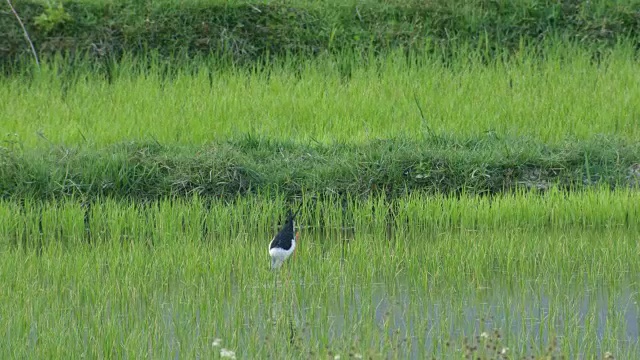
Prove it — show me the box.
[2,29,640,359]
[2,44,640,148]
[0,190,639,358]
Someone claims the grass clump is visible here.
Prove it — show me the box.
[0,136,638,200]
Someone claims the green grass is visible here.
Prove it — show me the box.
[3,11,640,357]
[3,187,639,247]
[4,0,640,66]
[24,0,638,5]
[0,189,638,358]
[23,0,460,5]
[2,44,640,148]
[2,135,638,200]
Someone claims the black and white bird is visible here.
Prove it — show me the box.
[269,208,301,269]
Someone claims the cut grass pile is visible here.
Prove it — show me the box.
[0,190,638,358]
[2,44,640,147]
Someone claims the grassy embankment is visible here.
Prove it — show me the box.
[3,0,639,68]
[0,191,639,358]
[2,45,639,199]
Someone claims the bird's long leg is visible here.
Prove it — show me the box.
[284,257,302,339]
[272,262,279,322]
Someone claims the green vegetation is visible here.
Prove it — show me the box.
[2,0,640,67]
[2,46,639,199]
[1,136,639,200]
[4,188,639,246]
[0,192,638,358]
[2,1,639,357]
[3,45,640,147]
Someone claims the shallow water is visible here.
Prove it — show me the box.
[267,275,639,358]
[250,229,640,358]
[3,221,639,358]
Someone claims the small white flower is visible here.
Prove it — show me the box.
[212,338,222,347]
[480,332,489,339]
[220,348,236,359]
[501,347,509,355]
[353,354,363,359]
[334,355,341,360]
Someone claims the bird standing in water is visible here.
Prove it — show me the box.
[269,207,301,269]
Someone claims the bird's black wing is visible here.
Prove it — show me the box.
[270,217,295,250]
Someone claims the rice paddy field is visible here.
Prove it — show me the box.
[0,190,639,358]
[1,38,640,359]
[2,44,640,147]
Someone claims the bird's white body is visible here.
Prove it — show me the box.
[269,238,296,269]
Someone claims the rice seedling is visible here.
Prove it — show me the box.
[0,189,638,358]
[2,43,639,148]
